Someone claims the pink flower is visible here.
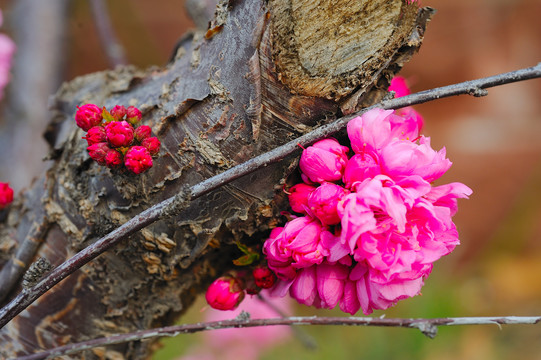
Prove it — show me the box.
[126,105,142,125]
[110,105,127,121]
[380,137,452,183]
[134,125,152,142]
[289,266,319,307]
[87,142,111,165]
[348,108,422,157]
[0,182,13,209]
[252,266,276,289]
[425,182,473,216]
[316,261,349,309]
[105,149,123,169]
[75,104,103,131]
[389,76,411,97]
[351,262,426,315]
[124,146,153,174]
[105,120,134,147]
[287,183,316,214]
[306,182,348,226]
[142,136,161,156]
[342,153,381,189]
[299,138,348,183]
[205,276,245,311]
[388,77,424,134]
[340,278,360,314]
[263,217,328,280]
[0,11,15,101]
[82,126,106,146]
[347,109,394,155]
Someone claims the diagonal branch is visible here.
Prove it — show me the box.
[1,62,540,330]
[14,315,541,360]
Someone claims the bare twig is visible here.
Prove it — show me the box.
[88,0,127,67]
[0,63,540,329]
[14,315,541,359]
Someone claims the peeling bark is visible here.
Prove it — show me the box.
[0,0,433,358]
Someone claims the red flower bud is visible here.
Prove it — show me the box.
[87,142,111,165]
[75,104,103,131]
[142,137,161,156]
[110,105,127,121]
[288,183,316,214]
[252,266,276,289]
[126,106,142,125]
[134,125,152,142]
[205,276,245,311]
[82,126,106,146]
[105,149,123,169]
[0,182,14,210]
[124,146,153,174]
[105,120,134,147]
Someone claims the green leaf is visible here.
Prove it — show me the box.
[233,253,259,266]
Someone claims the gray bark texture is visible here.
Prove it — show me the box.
[0,0,432,358]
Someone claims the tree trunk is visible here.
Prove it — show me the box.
[0,0,433,358]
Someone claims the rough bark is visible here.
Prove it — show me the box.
[0,0,433,358]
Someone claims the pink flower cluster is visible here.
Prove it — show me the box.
[264,106,472,315]
[0,182,13,209]
[75,104,161,174]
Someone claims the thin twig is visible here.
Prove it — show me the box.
[0,63,540,330]
[88,0,127,67]
[14,315,541,360]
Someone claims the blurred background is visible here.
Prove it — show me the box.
[0,0,540,359]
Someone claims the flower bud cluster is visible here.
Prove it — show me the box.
[0,182,13,209]
[75,104,161,174]
[263,83,472,315]
[205,267,277,311]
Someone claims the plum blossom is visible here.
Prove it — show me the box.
[264,104,472,315]
[263,216,329,280]
[287,183,316,214]
[0,10,15,101]
[205,276,245,311]
[299,138,349,183]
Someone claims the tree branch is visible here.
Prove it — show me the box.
[1,62,540,330]
[14,315,541,360]
[88,0,127,67]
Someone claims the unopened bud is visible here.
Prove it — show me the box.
[142,137,161,156]
[105,149,123,169]
[252,266,276,289]
[205,276,245,311]
[124,146,153,174]
[126,106,142,125]
[134,125,152,142]
[110,105,127,121]
[82,126,106,146]
[0,182,13,210]
[75,104,103,131]
[87,142,111,165]
[105,121,134,148]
